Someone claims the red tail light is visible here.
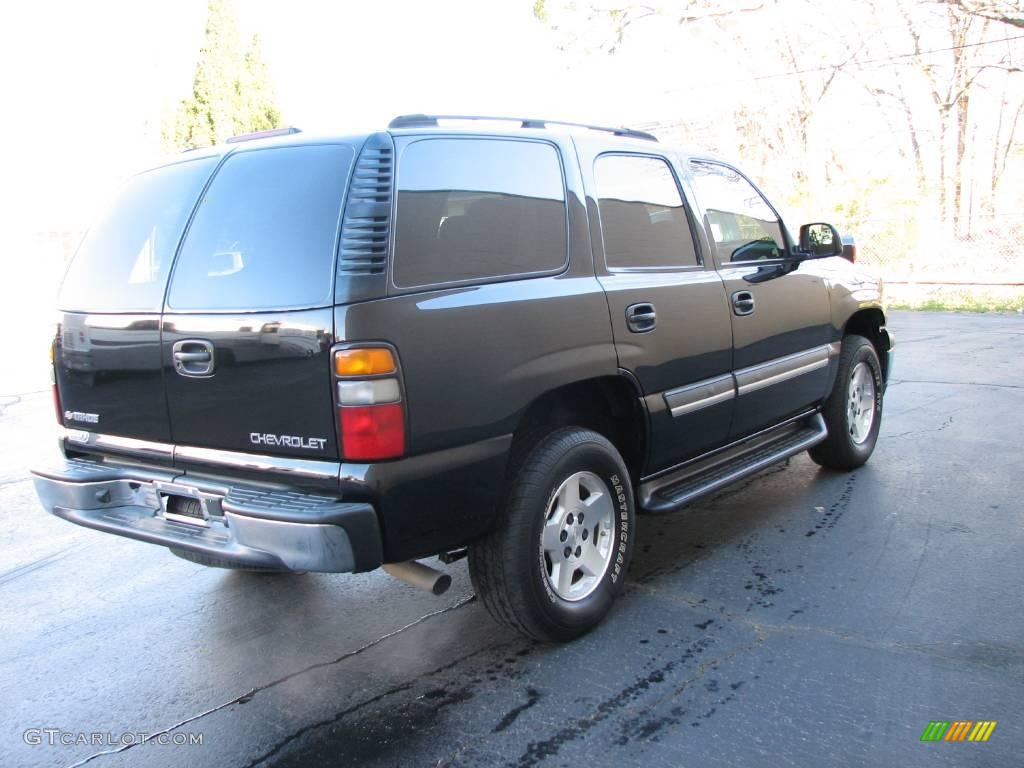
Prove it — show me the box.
[50,342,62,424]
[340,404,405,460]
[333,346,406,461]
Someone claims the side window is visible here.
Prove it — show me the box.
[594,154,699,270]
[689,161,785,263]
[393,139,567,288]
[168,144,354,311]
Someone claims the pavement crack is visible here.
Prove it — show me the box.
[0,545,77,587]
[881,518,932,640]
[889,378,1024,390]
[63,593,477,768]
[240,647,489,768]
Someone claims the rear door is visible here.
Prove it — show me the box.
[54,155,219,450]
[577,142,734,473]
[161,142,355,462]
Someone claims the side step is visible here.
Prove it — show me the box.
[639,413,828,513]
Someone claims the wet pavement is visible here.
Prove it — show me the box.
[2,311,1021,767]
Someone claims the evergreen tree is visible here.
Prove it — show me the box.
[165,0,282,150]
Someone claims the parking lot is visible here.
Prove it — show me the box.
[1,310,1021,767]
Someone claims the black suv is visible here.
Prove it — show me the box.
[33,115,894,641]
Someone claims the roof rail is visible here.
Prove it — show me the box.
[226,126,302,144]
[387,114,658,142]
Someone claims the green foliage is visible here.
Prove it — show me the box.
[164,0,282,150]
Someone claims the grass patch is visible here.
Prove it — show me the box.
[885,284,1024,313]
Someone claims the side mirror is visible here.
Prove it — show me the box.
[799,223,844,258]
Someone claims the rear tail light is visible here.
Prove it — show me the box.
[50,341,62,425]
[333,346,405,461]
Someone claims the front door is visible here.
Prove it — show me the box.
[577,143,734,474]
[686,160,832,439]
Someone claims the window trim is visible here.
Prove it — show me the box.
[593,151,706,274]
[387,135,571,294]
[163,142,353,315]
[686,158,793,268]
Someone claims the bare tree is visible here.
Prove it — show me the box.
[944,0,1024,28]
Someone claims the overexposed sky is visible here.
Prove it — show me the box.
[0,0,660,235]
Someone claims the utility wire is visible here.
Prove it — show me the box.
[753,33,1024,81]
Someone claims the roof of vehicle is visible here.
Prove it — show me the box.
[149,116,725,173]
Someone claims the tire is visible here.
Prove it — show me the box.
[169,548,294,573]
[809,334,884,470]
[468,427,635,642]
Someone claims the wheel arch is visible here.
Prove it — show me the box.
[843,307,892,383]
[511,375,648,484]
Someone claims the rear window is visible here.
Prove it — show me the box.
[595,154,699,269]
[393,138,567,288]
[167,144,353,311]
[58,157,217,312]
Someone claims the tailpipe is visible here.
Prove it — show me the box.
[382,560,452,596]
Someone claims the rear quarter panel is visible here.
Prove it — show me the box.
[335,133,618,560]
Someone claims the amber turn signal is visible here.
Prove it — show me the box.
[334,348,396,377]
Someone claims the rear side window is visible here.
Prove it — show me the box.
[594,154,699,270]
[168,144,353,311]
[689,161,785,262]
[58,157,217,312]
[393,139,567,288]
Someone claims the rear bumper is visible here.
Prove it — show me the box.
[31,458,382,573]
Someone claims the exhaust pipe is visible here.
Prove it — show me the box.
[383,560,452,596]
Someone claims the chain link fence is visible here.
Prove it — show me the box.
[850,213,1024,311]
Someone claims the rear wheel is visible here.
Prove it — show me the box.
[469,428,635,642]
[809,334,884,470]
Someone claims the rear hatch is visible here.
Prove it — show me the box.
[56,139,360,464]
[161,142,355,461]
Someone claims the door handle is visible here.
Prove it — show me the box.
[172,339,216,377]
[626,303,657,333]
[173,351,211,363]
[731,291,755,316]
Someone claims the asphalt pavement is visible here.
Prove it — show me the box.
[1,310,1021,768]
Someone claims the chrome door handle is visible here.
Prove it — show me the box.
[172,339,216,377]
[626,302,657,333]
[732,291,755,316]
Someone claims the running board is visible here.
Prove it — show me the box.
[639,413,828,514]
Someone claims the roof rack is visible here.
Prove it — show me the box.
[387,114,658,142]
[226,126,302,144]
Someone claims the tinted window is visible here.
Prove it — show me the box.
[595,155,698,269]
[689,161,785,262]
[168,144,353,310]
[393,139,566,287]
[58,157,217,312]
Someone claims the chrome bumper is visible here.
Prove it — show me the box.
[31,458,382,573]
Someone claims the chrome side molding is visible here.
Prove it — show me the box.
[664,343,838,418]
[664,374,735,417]
[735,345,831,397]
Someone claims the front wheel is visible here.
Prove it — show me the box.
[809,334,884,470]
[469,428,635,642]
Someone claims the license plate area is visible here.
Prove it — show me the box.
[154,482,224,527]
